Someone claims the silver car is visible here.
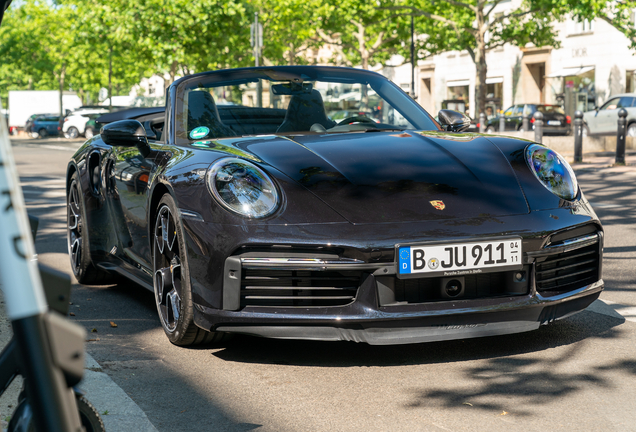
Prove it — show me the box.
[583,93,636,136]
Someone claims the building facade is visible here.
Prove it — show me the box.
[385,2,636,120]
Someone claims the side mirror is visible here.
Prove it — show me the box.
[438,109,471,132]
[100,119,148,147]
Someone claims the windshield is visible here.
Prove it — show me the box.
[173,67,439,144]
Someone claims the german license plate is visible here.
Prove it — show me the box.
[397,238,523,278]
[547,120,561,126]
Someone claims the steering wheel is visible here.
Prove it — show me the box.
[338,115,376,125]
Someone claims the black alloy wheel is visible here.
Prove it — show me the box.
[153,194,227,346]
[67,172,117,284]
[38,128,48,138]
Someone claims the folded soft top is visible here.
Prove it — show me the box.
[96,107,165,124]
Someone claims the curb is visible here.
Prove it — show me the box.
[81,354,159,432]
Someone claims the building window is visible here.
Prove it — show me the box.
[570,18,594,35]
[444,84,470,115]
[627,71,635,93]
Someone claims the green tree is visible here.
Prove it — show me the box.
[390,0,632,116]
[248,0,321,65]
[315,0,411,70]
[387,1,564,116]
[134,0,250,84]
[0,0,75,115]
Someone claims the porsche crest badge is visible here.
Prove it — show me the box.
[430,200,445,210]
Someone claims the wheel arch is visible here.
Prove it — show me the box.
[148,181,175,249]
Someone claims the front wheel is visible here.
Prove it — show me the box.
[84,127,95,139]
[8,391,105,432]
[153,194,228,346]
[67,172,117,284]
[485,126,495,134]
[627,123,636,138]
[38,128,48,139]
[77,396,105,432]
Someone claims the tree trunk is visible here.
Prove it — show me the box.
[474,6,487,118]
[168,60,178,86]
[57,64,66,131]
[108,46,113,112]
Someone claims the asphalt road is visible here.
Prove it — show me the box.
[8,137,636,432]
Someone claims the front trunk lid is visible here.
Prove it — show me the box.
[236,131,530,224]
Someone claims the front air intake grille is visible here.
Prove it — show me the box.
[241,269,363,307]
[535,243,600,293]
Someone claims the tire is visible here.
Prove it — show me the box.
[627,123,636,138]
[486,126,495,134]
[67,126,79,139]
[84,127,95,139]
[77,395,105,432]
[38,128,48,139]
[67,172,118,284]
[582,124,590,137]
[153,194,228,346]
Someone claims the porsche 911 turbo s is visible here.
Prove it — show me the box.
[66,66,603,346]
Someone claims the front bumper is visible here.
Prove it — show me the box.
[191,228,604,345]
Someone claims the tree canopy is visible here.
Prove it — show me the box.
[1,0,635,113]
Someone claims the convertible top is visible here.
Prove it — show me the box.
[96,107,165,124]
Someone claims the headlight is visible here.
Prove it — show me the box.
[207,157,279,218]
[526,144,578,200]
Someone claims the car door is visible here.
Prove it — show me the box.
[593,97,624,134]
[103,130,164,272]
[509,105,523,130]
[502,105,515,131]
[45,116,60,135]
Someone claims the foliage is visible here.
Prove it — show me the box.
[314,0,412,69]
[247,0,322,65]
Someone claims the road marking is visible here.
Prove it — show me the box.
[587,299,636,323]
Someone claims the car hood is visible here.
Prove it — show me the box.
[229,131,530,224]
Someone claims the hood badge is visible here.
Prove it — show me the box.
[430,200,445,210]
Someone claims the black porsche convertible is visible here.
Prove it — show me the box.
[66,66,603,346]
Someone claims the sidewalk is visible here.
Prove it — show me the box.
[566,150,636,171]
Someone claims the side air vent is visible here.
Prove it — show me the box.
[87,151,101,196]
[535,243,600,293]
[241,269,363,308]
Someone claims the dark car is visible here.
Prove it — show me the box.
[329,109,379,124]
[30,114,62,138]
[486,104,571,135]
[66,66,603,347]
[82,114,106,139]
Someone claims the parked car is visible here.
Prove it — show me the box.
[329,109,379,124]
[583,93,636,136]
[63,108,110,138]
[24,113,39,137]
[30,114,61,138]
[82,116,104,139]
[67,66,602,347]
[485,104,571,135]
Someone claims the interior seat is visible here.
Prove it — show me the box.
[276,90,336,133]
[187,91,234,138]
